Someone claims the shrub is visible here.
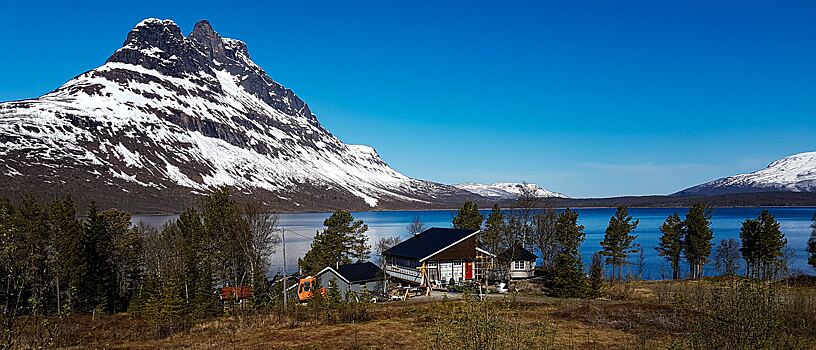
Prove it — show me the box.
[430,296,556,350]
[676,281,816,349]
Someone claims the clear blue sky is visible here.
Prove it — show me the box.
[1,1,814,197]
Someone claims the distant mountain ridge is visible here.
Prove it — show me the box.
[0,18,477,212]
[454,182,568,199]
[676,151,816,196]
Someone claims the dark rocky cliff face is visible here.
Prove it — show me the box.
[0,18,477,213]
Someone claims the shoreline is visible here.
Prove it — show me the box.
[130,204,816,216]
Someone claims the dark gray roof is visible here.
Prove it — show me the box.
[497,244,537,262]
[383,227,478,260]
[335,262,384,283]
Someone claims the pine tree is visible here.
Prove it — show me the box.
[157,276,187,331]
[101,208,143,313]
[758,210,786,280]
[47,195,84,314]
[0,196,32,325]
[588,252,604,298]
[683,202,713,280]
[739,217,759,278]
[128,274,160,318]
[300,210,370,275]
[741,210,787,280]
[77,202,117,313]
[326,278,342,306]
[808,212,816,271]
[11,195,50,315]
[175,207,221,319]
[325,210,370,262]
[452,201,484,231]
[548,252,589,298]
[656,212,683,280]
[544,208,589,298]
[600,206,639,283]
[555,209,585,259]
[202,187,249,290]
[481,203,504,256]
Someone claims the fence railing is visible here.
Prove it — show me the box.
[385,264,422,284]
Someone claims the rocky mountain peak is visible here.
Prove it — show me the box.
[0,17,478,212]
[101,18,316,125]
[188,20,227,61]
[121,18,184,51]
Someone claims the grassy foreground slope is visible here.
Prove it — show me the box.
[49,278,816,349]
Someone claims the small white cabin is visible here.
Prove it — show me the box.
[498,244,537,279]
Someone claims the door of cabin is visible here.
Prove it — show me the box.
[465,262,473,279]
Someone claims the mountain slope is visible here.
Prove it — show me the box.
[0,19,474,212]
[676,151,816,196]
[454,182,568,199]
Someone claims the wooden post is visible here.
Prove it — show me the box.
[422,262,431,297]
[282,228,287,311]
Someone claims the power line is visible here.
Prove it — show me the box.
[280,228,314,240]
[278,227,315,310]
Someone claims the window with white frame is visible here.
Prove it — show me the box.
[512,260,525,270]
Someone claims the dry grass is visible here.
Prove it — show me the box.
[40,280,816,349]
[48,299,672,349]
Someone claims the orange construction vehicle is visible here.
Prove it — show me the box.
[296,276,325,302]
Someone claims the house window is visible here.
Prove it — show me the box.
[513,261,525,270]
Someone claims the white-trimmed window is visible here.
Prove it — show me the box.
[512,260,525,270]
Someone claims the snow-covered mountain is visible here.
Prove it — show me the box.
[454,182,568,199]
[676,151,816,196]
[0,19,474,212]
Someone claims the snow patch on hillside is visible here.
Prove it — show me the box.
[455,182,568,199]
[677,151,816,195]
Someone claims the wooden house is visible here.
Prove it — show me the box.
[383,227,494,287]
[497,244,537,279]
[219,285,252,311]
[316,262,385,300]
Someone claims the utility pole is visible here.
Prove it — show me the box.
[282,228,287,311]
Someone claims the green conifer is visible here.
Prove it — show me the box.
[544,208,589,298]
[600,206,639,283]
[300,210,370,275]
[683,203,713,280]
[656,212,683,280]
[452,201,484,231]
[481,203,504,255]
[588,252,604,298]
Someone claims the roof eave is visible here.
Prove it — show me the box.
[315,266,351,285]
[419,229,481,262]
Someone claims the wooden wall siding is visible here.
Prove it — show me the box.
[427,236,478,261]
[318,270,350,297]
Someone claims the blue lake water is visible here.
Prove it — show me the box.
[133,207,816,280]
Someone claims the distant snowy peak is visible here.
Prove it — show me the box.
[0,18,474,211]
[676,151,816,196]
[454,182,568,199]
